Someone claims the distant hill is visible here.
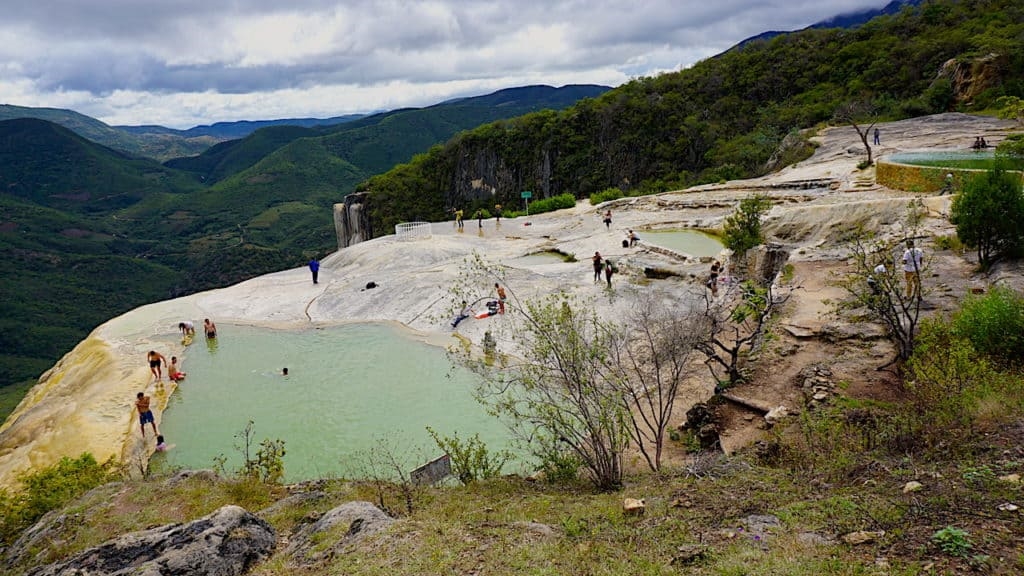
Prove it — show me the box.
[0,105,364,161]
[736,0,925,48]
[165,84,611,184]
[116,114,367,140]
[0,118,197,388]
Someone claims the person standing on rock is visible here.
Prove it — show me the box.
[592,251,604,283]
[308,257,320,284]
[604,259,615,287]
[902,240,924,299]
[603,210,612,230]
[495,283,507,314]
[136,391,158,437]
[873,127,880,145]
[455,208,464,230]
[494,204,502,224]
[147,350,166,382]
[707,260,722,297]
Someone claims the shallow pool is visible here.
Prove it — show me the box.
[155,323,511,481]
[640,229,723,258]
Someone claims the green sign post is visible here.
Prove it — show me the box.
[521,190,532,214]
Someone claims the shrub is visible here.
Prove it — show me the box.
[426,427,512,484]
[932,526,972,557]
[949,165,1024,269]
[0,453,115,543]
[527,193,577,215]
[722,194,772,254]
[951,285,1024,367]
[589,187,624,205]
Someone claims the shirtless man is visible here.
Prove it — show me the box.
[147,350,166,382]
[136,392,158,437]
[204,318,217,339]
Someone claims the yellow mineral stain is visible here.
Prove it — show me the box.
[0,336,170,491]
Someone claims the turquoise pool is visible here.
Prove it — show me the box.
[154,323,512,481]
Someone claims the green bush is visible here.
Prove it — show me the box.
[527,193,577,215]
[589,187,624,205]
[951,285,1024,367]
[722,194,772,255]
[0,453,115,543]
[932,526,973,557]
[426,427,512,484]
[949,165,1024,269]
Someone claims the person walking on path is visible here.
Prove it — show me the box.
[136,392,158,437]
[604,259,615,287]
[455,209,464,230]
[592,251,604,283]
[902,240,924,299]
[308,257,320,284]
[603,210,612,230]
[147,350,166,382]
[495,283,507,314]
[873,127,880,145]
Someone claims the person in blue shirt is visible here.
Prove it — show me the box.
[308,257,320,284]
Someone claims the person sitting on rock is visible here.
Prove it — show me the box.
[168,356,186,382]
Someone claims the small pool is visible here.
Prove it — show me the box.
[639,229,723,258]
[155,323,512,481]
[508,251,571,266]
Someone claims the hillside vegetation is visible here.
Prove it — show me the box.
[360,0,1024,229]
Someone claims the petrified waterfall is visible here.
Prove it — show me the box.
[334,192,374,249]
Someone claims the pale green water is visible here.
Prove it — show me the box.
[640,229,723,258]
[155,324,512,481]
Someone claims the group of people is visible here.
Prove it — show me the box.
[591,251,617,287]
[136,318,220,450]
[866,240,925,299]
[451,283,508,328]
[452,205,503,231]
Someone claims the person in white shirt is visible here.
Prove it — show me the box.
[901,240,924,298]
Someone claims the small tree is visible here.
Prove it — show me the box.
[696,279,789,387]
[949,165,1024,269]
[833,99,880,165]
[834,231,924,367]
[455,293,630,491]
[604,293,706,471]
[722,194,772,254]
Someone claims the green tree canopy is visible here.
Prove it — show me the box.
[950,166,1024,269]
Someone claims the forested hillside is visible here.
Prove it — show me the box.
[359,0,1024,232]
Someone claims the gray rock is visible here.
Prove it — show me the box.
[285,501,394,565]
[26,505,274,576]
[163,469,219,487]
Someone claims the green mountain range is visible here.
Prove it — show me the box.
[0,85,610,395]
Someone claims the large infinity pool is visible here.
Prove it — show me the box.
[155,323,511,481]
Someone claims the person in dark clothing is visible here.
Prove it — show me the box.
[308,258,320,284]
[873,127,880,145]
[592,251,603,283]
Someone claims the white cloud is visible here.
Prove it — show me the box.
[0,0,896,128]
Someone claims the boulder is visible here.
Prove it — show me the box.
[26,505,274,576]
[622,498,646,516]
[285,501,394,565]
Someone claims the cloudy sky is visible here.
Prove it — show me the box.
[0,0,894,128]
